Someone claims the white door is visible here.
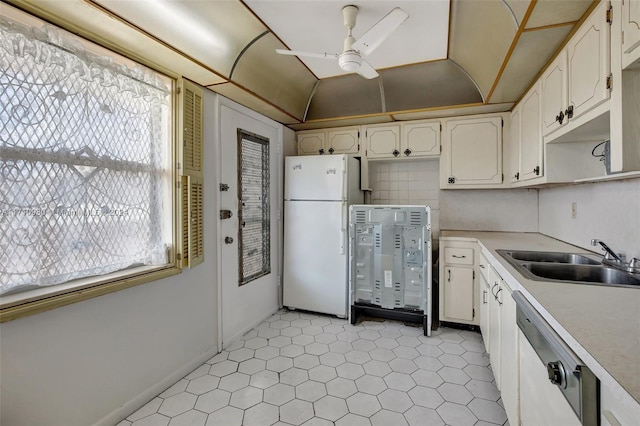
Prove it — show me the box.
[219,102,280,348]
[284,155,346,201]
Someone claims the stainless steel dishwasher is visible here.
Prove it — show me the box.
[512,291,599,426]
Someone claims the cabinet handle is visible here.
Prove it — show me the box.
[556,110,565,124]
[496,287,503,306]
[319,148,325,155]
[514,172,520,180]
[392,149,400,157]
[479,264,485,269]
[404,148,411,156]
[533,166,540,176]
[452,254,466,259]
[448,269,451,282]
[491,283,498,298]
[565,105,574,119]
[328,147,335,154]
[483,290,487,304]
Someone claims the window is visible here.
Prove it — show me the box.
[237,129,270,285]
[0,7,189,316]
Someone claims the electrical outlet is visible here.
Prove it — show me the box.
[571,202,577,219]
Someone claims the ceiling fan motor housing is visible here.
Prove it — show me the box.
[339,50,362,71]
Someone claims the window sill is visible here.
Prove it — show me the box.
[0,265,181,323]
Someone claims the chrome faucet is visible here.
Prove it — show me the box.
[590,239,625,263]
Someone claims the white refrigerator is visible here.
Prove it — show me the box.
[283,154,364,317]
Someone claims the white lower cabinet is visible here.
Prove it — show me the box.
[478,262,491,353]
[488,266,502,390]
[601,378,640,425]
[499,280,519,426]
[439,241,478,325]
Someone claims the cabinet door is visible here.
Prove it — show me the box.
[509,106,521,183]
[500,283,519,426]
[541,50,568,136]
[365,125,400,158]
[444,117,503,185]
[479,274,491,353]
[443,266,474,321]
[488,268,502,389]
[519,83,543,181]
[327,127,359,155]
[622,0,640,67]
[401,121,440,157]
[297,131,325,155]
[567,1,611,121]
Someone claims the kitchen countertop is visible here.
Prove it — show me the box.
[441,230,640,405]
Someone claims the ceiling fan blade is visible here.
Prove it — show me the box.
[352,7,409,56]
[275,49,339,60]
[356,60,379,79]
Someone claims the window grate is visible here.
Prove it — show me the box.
[237,129,270,286]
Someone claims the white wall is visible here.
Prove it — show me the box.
[539,178,640,259]
[0,89,220,426]
[368,159,539,247]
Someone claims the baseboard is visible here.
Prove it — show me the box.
[95,346,219,426]
[222,307,280,350]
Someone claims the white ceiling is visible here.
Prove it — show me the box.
[244,0,450,79]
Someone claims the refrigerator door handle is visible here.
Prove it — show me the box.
[339,201,346,255]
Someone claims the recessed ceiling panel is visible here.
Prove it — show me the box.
[382,60,483,113]
[232,33,318,121]
[490,25,573,103]
[244,0,449,79]
[94,0,267,77]
[448,0,517,100]
[306,75,382,120]
[526,0,593,29]
[503,0,533,26]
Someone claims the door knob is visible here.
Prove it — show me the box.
[224,236,234,244]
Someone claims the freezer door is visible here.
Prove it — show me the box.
[283,200,348,317]
[285,155,347,201]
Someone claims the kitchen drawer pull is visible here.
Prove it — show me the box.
[483,290,487,304]
[452,254,466,258]
[491,283,498,298]
[479,264,485,269]
[496,287,503,306]
[448,269,451,282]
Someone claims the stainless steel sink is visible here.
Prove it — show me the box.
[501,250,600,265]
[496,250,640,288]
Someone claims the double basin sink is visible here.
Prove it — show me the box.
[497,250,640,288]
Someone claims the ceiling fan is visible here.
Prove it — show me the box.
[275,5,409,79]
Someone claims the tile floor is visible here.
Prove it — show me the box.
[118,310,508,426]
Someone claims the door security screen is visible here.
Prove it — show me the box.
[237,129,270,286]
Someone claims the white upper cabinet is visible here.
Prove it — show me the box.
[519,83,543,181]
[622,0,640,68]
[541,50,568,137]
[566,1,611,122]
[441,115,503,187]
[509,107,521,184]
[297,127,360,156]
[364,124,401,158]
[401,120,441,158]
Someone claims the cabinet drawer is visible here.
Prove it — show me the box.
[444,247,474,265]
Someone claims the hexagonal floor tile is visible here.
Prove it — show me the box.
[229,386,263,410]
[369,348,396,362]
[314,333,338,344]
[168,409,207,426]
[301,417,333,426]
[383,372,416,391]
[294,354,320,370]
[266,356,294,373]
[238,358,267,375]
[437,382,474,405]
[358,330,381,341]
[258,328,280,339]
[159,380,188,399]
[281,367,309,386]
[392,346,420,360]
[408,386,445,409]
[378,389,413,413]
[335,413,372,426]
[280,399,314,425]
[363,360,392,377]
[355,374,387,395]
[345,350,372,365]
[404,406,444,426]
[270,320,291,329]
[228,347,255,363]
[346,392,382,417]
[465,379,500,401]
[292,334,315,346]
[397,335,421,348]
[411,370,444,388]
[438,366,471,385]
[281,344,305,358]
[314,395,348,421]
[319,352,346,367]
[269,336,292,348]
[185,365,210,380]
[308,365,338,383]
[243,402,279,426]
[264,383,295,406]
[131,413,170,426]
[436,401,478,426]
[326,377,357,398]
[336,362,365,380]
[461,340,486,353]
[249,370,279,389]
[328,340,353,354]
[194,389,231,413]
[302,326,324,336]
[414,356,444,372]
[468,397,508,424]
[389,358,418,374]
[463,364,494,381]
[370,409,409,426]
[209,360,238,377]
[296,380,327,402]
[352,339,376,352]
[186,375,220,395]
[438,353,468,369]
[337,331,360,342]
[439,342,465,356]
[254,346,279,361]
[205,406,242,426]
[218,372,250,392]
[291,319,312,328]
[281,327,302,338]
[462,351,490,366]
[128,398,162,421]
[243,337,268,350]
[305,342,329,356]
[158,392,196,417]
[416,344,444,358]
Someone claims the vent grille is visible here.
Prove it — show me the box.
[410,211,423,226]
[395,234,402,249]
[355,209,367,224]
[375,233,382,248]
